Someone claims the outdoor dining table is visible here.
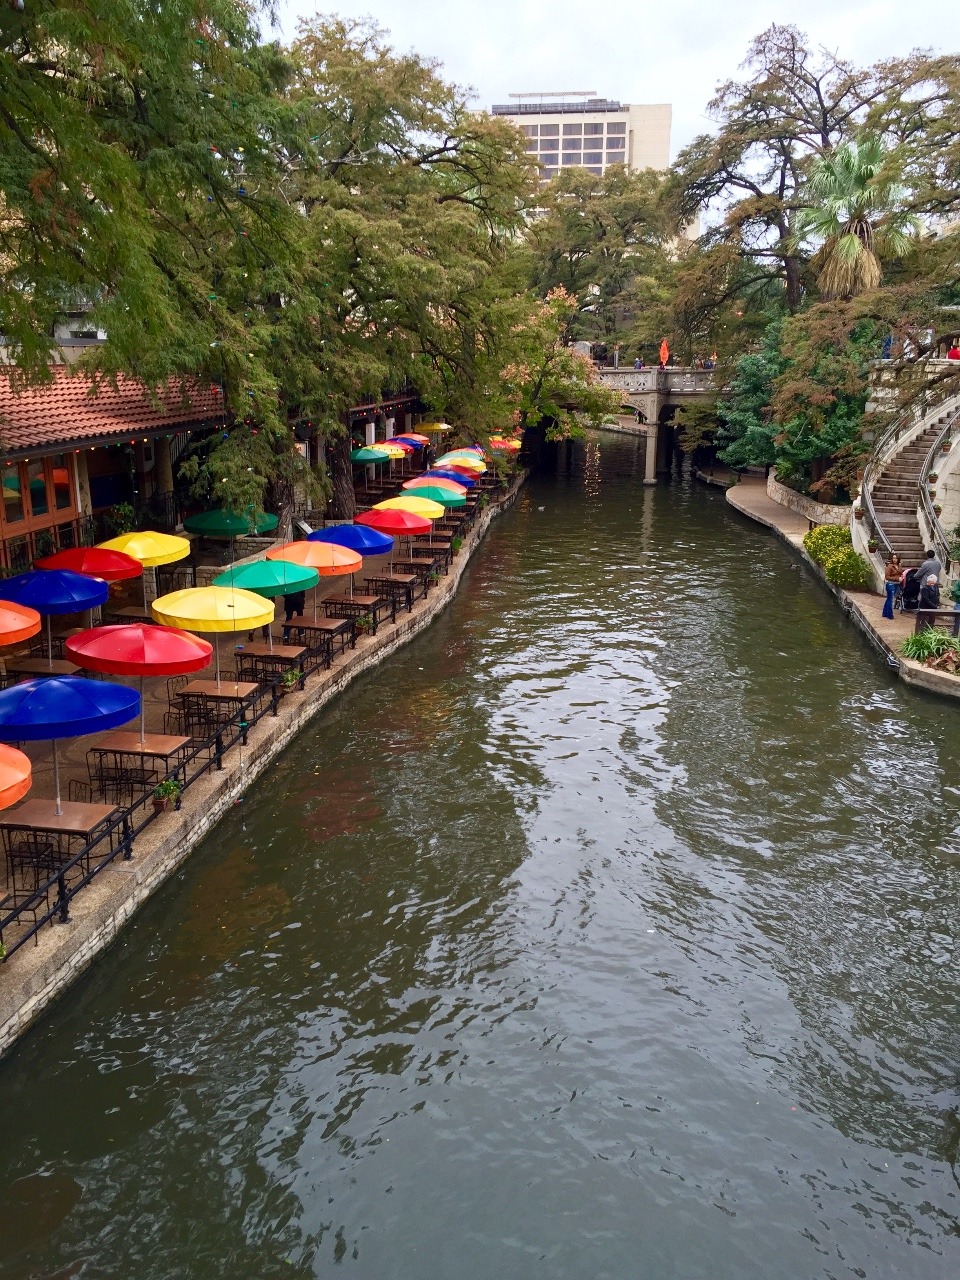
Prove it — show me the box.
[283,616,355,667]
[181,679,258,701]
[0,798,118,840]
[104,605,156,625]
[7,657,81,679]
[233,643,306,683]
[392,557,439,590]
[410,539,452,572]
[89,730,191,762]
[363,573,421,613]
[322,594,391,634]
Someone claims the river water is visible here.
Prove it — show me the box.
[0,433,958,1279]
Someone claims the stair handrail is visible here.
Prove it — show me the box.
[918,406,960,571]
[860,403,924,555]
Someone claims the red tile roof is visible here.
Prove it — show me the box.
[0,368,225,456]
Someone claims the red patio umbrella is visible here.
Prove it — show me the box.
[35,546,143,581]
[66,623,213,743]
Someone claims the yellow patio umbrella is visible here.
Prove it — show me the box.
[421,422,454,434]
[376,443,408,460]
[374,495,446,520]
[152,586,274,687]
[99,530,191,611]
[436,455,486,473]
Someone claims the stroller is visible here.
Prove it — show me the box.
[898,568,922,612]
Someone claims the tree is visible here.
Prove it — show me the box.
[526,166,669,348]
[792,136,921,298]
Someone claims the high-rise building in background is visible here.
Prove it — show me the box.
[491,92,672,180]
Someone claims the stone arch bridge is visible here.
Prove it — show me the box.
[596,367,716,483]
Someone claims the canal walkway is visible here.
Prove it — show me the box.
[0,474,525,1057]
[726,476,960,700]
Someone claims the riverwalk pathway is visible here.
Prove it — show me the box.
[726,476,960,700]
[0,475,524,1056]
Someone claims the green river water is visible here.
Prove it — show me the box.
[0,432,957,1279]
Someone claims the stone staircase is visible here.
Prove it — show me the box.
[869,421,946,565]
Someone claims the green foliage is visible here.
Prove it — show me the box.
[822,545,871,589]
[803,524,852,565]
[715,322,786,469]
[900,630,960,661]
[153,778,182,800]
[103,503,136,537]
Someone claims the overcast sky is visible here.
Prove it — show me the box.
[274,1,960,159]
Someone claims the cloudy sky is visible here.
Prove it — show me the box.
[274,1,959,158]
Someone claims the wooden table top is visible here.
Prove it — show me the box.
[182,678,258,700]
[0,798,117,837]
[285,615,352,632]
[7,657,80,677]
[233,643,305,660]
[91,731,191,758]
[325,594,381,607]
[106,606,155,621]
[365,573,416,585]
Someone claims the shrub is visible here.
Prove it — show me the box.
[900,630,960,661]
[803,523,851,565]
[823,545,871,589]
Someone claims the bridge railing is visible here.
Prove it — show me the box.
[595,367,717,395]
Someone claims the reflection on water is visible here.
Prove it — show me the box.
[0,435,958,1279]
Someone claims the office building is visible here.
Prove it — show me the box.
[491,92,672,179]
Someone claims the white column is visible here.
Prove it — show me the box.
[385,417,396,439]
[644,424,658,485]
[364,420,376,446]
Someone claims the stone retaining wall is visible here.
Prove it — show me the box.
[767,471,850,526]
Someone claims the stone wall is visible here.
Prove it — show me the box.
[767,471,850,526]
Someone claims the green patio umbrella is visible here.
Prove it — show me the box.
[395,484,465,508]
[350,447,391,464]
[183,508,279,538]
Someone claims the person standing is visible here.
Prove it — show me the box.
[915,548,943,585]
[282,589,306,642]
[882,553,902,619]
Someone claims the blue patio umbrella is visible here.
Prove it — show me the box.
[307,525,395,556]
[392,436,425,449]
[0,676,140,813]
[0,569,110,669]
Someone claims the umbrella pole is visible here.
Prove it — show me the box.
[53,741,62,816]
[215,642,221,689]
[140,675,146,745]
[142,572,148,614]
[46,614,53,670]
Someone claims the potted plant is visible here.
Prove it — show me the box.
[854,506,865,520]
[867,538,878,553]
[153,778,182,814]
[934,503,943,516]
[451,535,464,553]
[928,473,939,483]
[280,667,303,694]
[943,440,953,453]
[354,616,372,635]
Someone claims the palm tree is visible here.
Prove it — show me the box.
[794,136,921,299]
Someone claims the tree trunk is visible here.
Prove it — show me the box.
[330,420,356,519]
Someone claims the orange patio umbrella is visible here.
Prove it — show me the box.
[659,339,670,365]
[266,541,362,612]
[0,601,42,648]
[0,743,31,810]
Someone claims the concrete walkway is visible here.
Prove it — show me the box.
[0,479,524,1056]
[726,477,960,700]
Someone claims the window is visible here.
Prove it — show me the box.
[607,121,626,135]
[542,167,558,178]
[606,134,625,149]
[586,166,603,176]
[521,125,538,137]
[561,152,583,165]
[562,123,582,136]
[539,123,559,136]
[563,137,582,151]
[3,468,23,525]
[525,140,537,151]
[27,461,48,519]
[52,453,72,510]
[539,137,559,152]
[583,151,603,164]
[584,123,603,136]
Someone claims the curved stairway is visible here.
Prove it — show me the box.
[869,422,944,564]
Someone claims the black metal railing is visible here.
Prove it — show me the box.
[0,678,293,960]
[0,515,99,575]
